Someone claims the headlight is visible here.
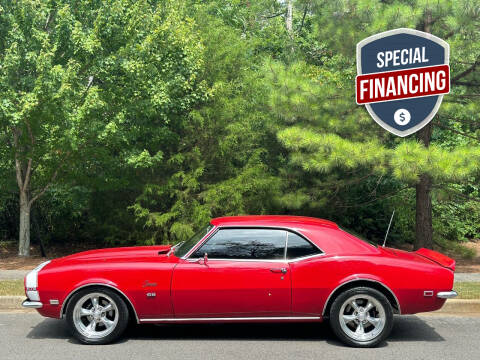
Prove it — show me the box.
[25,260,51,301]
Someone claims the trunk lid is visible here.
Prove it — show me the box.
[379,246,456,271]
[415,248,455,271]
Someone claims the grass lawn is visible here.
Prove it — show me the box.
[454,282,480,300]
[0,280,24,296]
[0,280,479,299]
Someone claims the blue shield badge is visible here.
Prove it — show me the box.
[356,28,450,137]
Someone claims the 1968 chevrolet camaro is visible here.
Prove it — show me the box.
[23,215,457,347]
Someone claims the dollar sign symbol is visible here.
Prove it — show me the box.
[394,109,410,126]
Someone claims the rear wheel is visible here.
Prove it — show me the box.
[66,287,129,344]
[329,287,393,347]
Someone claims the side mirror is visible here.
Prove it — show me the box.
[186,253,208,264]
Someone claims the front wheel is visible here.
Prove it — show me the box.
[329,287,393,347]
[66,287,129,344]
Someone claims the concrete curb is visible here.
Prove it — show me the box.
[0,296,26,310]
[433,299,480,314]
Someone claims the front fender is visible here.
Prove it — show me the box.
[58,279,138,320]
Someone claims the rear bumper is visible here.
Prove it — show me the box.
[22,299,43,309]
[437,291,458,299]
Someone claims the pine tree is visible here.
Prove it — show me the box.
[269,0,480,249]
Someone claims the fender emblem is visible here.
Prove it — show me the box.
[143,280,157,287]
[146,292,156,298]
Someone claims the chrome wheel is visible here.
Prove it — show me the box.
[72,292,119,339]
[338,294,386,342]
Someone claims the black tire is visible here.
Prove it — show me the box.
[329,287,393,347]
[66,286,129,345]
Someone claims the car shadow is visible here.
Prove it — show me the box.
[387,315,445,342]
[26,318,72,341]
[26,315,444,346]
[126,322,334,342]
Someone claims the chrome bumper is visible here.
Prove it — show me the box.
[22,300,43,309]
[437,291,458,299]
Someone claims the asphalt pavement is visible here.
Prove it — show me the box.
[0,270,29,280]
[0,312,478,360]
[455,273,480,282]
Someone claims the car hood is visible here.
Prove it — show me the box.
[50,245,174,265]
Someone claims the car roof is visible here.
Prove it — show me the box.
[210,216,377,255]
[210,215,338,229]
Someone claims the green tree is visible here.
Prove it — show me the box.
[130,3,286,243]
[270,0,480,249]
[0,0,208,255]
[2,0,478,255]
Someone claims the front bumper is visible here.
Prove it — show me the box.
[437,291,458,299]
[22,299,43,309]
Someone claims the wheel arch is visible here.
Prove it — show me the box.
[60,283,139,324]
[322,279,401,317]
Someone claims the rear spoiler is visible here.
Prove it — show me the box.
[415,248,455,271]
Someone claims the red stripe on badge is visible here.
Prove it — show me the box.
[356,64,450,105]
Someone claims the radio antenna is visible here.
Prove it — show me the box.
[382,210,395,247]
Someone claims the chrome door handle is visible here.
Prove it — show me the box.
[270,268,287,274]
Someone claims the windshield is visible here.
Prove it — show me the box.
[174,224,214,258]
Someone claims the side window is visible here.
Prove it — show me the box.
[192,228,286,260]
[287,232,322,259]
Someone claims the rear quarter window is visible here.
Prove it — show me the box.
[287,232,322,259]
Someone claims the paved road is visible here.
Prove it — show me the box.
[455,273,480,282]
[0,270,29,280]
[0,313,478,360]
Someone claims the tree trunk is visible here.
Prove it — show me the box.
[414,11,434,250]
[31,207,47,257]
[18,191,31,257]
[414,173,433,250]
[286,0,293,34]
[414,121,433,250]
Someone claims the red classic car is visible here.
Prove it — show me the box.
[23,215,457,347]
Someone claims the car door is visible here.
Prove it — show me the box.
[171,228,291,318]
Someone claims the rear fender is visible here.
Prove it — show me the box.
[322,274,401,316]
